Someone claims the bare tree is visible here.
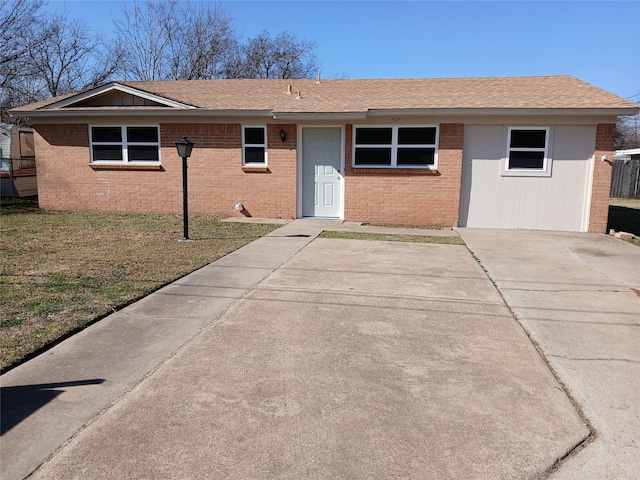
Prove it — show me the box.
[114,0,172,81]
[616,92,640,150]
[28,15,123,98]
[0,0,47,121]
[165,2,235,80]
[1,3,121,123]
[616,113,640,150]
[115,0,235,81]
[0,0,46,74]
[1,0,322,124]
[232,31,319,79]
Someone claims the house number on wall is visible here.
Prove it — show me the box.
[391,117,400,123]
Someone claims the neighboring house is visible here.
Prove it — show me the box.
[9,76,639,232]
[0,123,37,198]
[614,148,640,161]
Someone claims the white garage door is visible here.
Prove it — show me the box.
[459,125,594,232]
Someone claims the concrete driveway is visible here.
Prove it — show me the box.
[458,229,640,479]
[10,226,589,480]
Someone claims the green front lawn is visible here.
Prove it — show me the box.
[0,202,278,372]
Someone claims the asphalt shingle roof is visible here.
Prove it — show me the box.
[13,75,639,114]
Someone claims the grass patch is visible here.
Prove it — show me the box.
[319,230,464,245]
[608,198,640,246]
[0,205,279,372]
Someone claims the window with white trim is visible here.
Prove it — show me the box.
[506,127,549,172]
[353,125,438,168]
[242,126,267,165]
[90,126,160,163]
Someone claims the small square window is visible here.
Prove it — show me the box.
[243,126,267,165]
[504,127,551,176]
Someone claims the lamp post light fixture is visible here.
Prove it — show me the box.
[174,136,194,241]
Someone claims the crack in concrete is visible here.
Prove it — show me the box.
[549,354,640,364]
[503,287,629,294]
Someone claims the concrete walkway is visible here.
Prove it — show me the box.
[1,220,594,479]
[457,229,640,480]
[1,219,333,480]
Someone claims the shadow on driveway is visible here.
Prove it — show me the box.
[1,379,105,435]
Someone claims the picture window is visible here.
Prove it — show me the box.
[353,126,437,168]
[90,126,160,163]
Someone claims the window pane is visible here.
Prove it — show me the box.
[127,127,158,143]
[93,145,123,161]
[397,148,435,166]
[509,151,545,169]
[398,127,436,145]
[19,131,35,157]
[510,130,546,148]
[245,146,265,164]
[245,127,265,145]
[128,146,159,162]
[355,128,392,145]
[92,127,121,143]
[354,148,392,165]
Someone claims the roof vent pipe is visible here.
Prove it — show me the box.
[296,90,301,99]
[316,73,321,84]
[287,84,292,94]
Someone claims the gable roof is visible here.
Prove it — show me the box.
[11,75,639,119]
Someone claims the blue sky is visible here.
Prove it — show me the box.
[44,1,640,101]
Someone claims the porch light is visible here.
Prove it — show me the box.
[175,136,195,241]
[279,130,286,142]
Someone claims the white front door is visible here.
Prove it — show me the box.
[301,127,342,218]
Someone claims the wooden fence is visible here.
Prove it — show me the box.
[610,158,640,199]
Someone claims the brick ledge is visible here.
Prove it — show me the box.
[91,164,163,171]
[349,168,440,176]
[241,166,271,173]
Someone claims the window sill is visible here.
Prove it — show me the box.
[350,167,440,176]
[501,169,551,178]
[242,166,270,173]
[91,163,163,171]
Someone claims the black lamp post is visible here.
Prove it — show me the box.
[175,136,194,241]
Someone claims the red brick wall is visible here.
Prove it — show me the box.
[33,123,298,218]
[589,123,615,233]
[343,123,464,227]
